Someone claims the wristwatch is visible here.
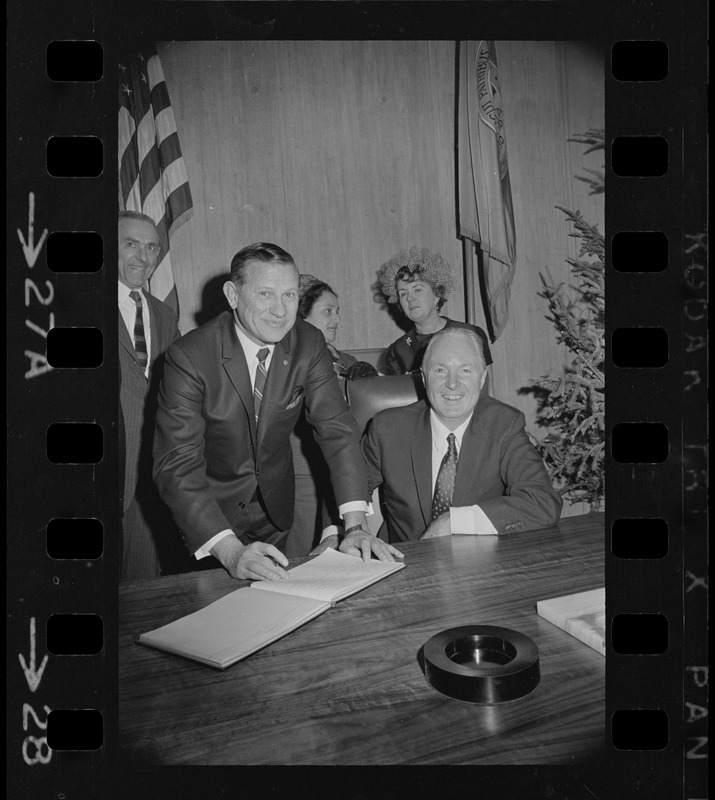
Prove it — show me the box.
[343,524,370,536]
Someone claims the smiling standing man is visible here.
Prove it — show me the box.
[361,326,562,543]
[118,211,182,580]
[153,242,402,581]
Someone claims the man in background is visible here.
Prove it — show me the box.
[153,242,401,581]
[361,326,563,543]
[118,210,183,580]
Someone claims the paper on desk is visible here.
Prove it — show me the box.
[138,549,405,669]
[138,588,329,669]
[536,587,605,656]
[251,547,406,604]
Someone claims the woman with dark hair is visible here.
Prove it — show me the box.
[378,247,492,375]
[298,274,377,381]
[287,275,377,557]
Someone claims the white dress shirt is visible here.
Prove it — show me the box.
[234,325,276,385]
[118,282,152,378]
[197,318,369,558]
[429,410,498,536]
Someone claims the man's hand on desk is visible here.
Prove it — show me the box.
[309,534,339,557]
[420,513,452,540]
[339,509,403,562]
[339,529,404,563]
[308,532,404,564]
[308,512,403,562]
[210,536,289,581]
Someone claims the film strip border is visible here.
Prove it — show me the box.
[8,0,119,795]
[607,19,708,800]
[6,1,707,798]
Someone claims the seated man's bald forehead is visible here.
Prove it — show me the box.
[423,327,485,371]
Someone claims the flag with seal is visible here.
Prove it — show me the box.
[458,40,517,341]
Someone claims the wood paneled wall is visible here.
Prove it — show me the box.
[159,40,603,511]
[489,41,604,420]
[159,40,466,343]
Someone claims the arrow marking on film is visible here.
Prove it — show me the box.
[17,192,48,268]
[18,617,49,693]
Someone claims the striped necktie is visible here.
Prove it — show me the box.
[129,291,148,371]
[432,433,458,520]
[253,347,270,423]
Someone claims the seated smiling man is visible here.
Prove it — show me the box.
[361,326,563,542]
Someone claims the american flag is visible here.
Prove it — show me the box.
[118,44,193,314]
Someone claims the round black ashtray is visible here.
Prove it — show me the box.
[423,625,540,704]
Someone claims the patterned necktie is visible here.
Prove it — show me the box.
[432,433,458,520]
[129,290,148,371]
[253,347,270,423]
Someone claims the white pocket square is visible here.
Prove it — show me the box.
[286,387,304,410]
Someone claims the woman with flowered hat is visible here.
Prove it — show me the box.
[378,246,492,375]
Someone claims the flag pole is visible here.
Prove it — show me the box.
[462,237,477,327]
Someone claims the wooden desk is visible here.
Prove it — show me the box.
[119,513,604,765]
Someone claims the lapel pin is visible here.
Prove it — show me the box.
[283,359,288,365]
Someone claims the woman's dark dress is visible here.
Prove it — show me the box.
[384,317,492,375]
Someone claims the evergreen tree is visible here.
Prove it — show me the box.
[522,130,605,509]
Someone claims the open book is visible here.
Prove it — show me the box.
[138,548,405,669]
[536,587,605,656]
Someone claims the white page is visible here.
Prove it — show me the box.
[252,547,405,603]
[139,587,329,669]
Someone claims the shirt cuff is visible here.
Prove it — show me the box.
[319,524,342,543]
[450,505,499,535]
[337,500,373,517]
[195,529,235,559]
[326,501,374,543]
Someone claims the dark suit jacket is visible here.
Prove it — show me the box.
[119,291,182,579]
[119,293,180,509]
[362,397,563,543]
[153,312,369,553]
